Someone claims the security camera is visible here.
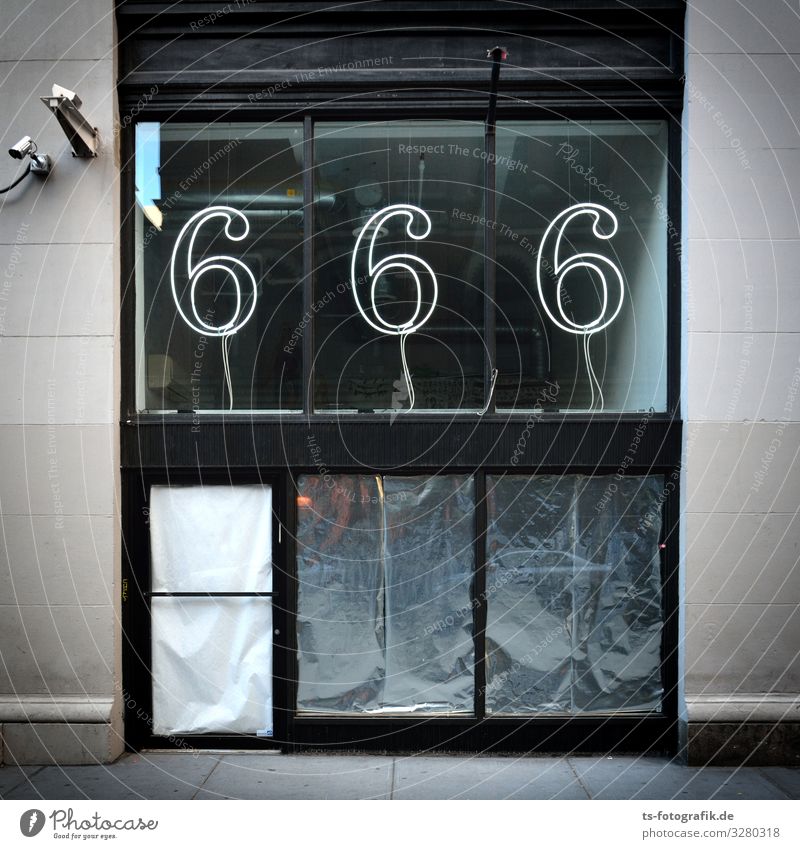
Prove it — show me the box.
[40,83,98,158]
[9,135,36,159]
[7,135,51,175]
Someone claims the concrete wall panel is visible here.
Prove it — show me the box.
[687,0,800,55]
[687,239,800,334]
[685,511,800,604]
[0,515,115,606]
[0,0,118,765]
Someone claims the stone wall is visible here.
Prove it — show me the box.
[683,0,800,765]
[0,0,121,764]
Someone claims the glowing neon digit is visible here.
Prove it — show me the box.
[351,203,439,412]
[169,205,258,409]
[170,205,257,337]
[536,202,624,412]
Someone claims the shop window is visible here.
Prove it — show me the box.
[133,119,671,416]
[495,121,669,412]
[134,122,304,412]
[150,485,274,735]
[313,121,486,412]
[485,474,664,714]
[296,474,475,713]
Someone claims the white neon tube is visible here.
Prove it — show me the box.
[169,205,258,409]
[170,205,258,337]
[351,204,439,412]
[536,202,625,412]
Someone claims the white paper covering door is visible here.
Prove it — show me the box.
[150,485,273,736]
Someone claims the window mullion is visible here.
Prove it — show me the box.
[484,124,497,414]
[303,115,314,414]
[474,469,488,720]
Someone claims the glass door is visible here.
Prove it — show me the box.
[149,484,275,736]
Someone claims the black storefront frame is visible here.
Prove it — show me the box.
[123,461,680,753]
[121,119,683,752]
[119,1,685,754]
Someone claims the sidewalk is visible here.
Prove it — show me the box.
[2,753,799,800]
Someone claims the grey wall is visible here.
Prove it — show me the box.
[0,0,120,764]
[683,0,800,753]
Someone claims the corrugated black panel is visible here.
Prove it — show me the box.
[283,716,677,754]
[135,716,676,754]
[117,0,685,108]
[121,418,681,469]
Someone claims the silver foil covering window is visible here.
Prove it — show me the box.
[485,474,664,715]
[297,474,475,714]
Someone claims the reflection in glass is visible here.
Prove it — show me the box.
[296,474,475,713]
[313,122,485,412]
[485,474,664,714]
[495,121,669,412]
[135,122,304,412]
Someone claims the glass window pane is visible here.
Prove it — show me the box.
[135,122,304,412]
[149,484,273,735]
[495,121,669,412]
[383,476,475,712]
[485,474,663,714]
[296,475,386,712]
[485,476,576,712]
[313,121,485,412]
[296,474,475,713]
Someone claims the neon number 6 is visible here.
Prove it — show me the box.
[351,203,439,411]
[169,205,258,409]
[169,205,258,338]
[536,202,624,411]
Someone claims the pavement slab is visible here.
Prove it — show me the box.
[1,753,221,801]
[195,754,393,800]
[1,754,798,800]
[569,756,788,800]
[0,766,43,799]
[392,754,588,799]
[757,767,800,799]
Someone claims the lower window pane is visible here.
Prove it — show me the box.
[151,597,273,735]
[383,476,475,712]
[485,474,664,715]
[296,475,385,712]
[296,474,475,714]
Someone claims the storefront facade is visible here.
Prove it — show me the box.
[119,0,684,753]
[4,0,798,767]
